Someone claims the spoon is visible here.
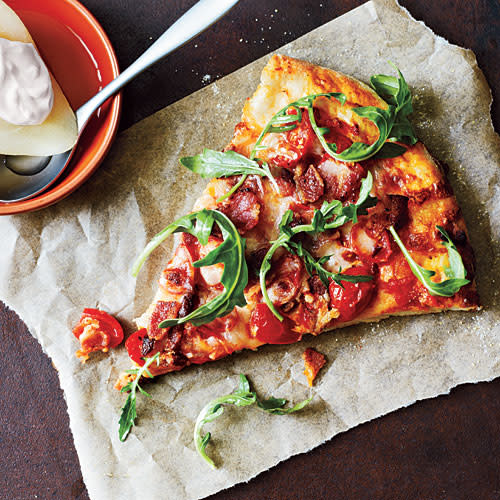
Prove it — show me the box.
[0,0,240,203]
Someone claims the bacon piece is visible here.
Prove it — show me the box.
[149,301,181,340]
[316,154,366,202]
[295,164,324,203]
[308,275,327,296]
[221,190,261,233]
[267,254,304,306]
[302,347,326,386]
[160,236,197,297]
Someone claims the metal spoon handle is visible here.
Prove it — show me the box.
[76,0,239,129]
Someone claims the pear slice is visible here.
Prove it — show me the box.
[0,0,78,156]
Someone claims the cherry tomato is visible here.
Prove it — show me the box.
[72,309,124,361]
[328,265,375,322]
[125,328,148,366]
[250,303,301,344]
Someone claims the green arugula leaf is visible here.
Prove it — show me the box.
[288,240,372,289]
[257,396,313,415]
[373,142,408,159]
[260,172,377,320]
[194,374,311,468]
[180,149,280,201]
[388,225,470,297]
[330,63,417,162]
[132,209,248,327]
[118,353,160,442]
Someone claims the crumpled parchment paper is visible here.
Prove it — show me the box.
[1,1,500,499]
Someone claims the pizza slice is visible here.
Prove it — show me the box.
[117,54,479,387]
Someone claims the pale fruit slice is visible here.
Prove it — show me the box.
[0,1,78,156]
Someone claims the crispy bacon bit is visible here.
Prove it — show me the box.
[308,275,327,296]
[149,301,181,340]
[276,168,295,196]
[267,254,304,306]
[221,190,261,233]
[316,154,366,202]
[296,164,324,203]
[407,232,434,252]
[141,336,155,356]
[302,347,326,386]
[161,237,197,296]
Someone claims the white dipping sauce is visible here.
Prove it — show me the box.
[0,37,54,126]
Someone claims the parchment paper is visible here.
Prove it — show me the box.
[1,1,500,499]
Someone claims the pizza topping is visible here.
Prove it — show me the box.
[267,254,304,306]
[302,348,326,386]
[250,303,301,344]
[295,164,324,203]
[149,301,181,340]
[350,221,393,264]
[265,109,316,169]
[316,154,366,202]
[389,225,470,297]
[72,308,124,362]
[308,274,328,296]
[220,190,261,233]
[194,374,311,468]
[260,173,377,320]
[329,265,375,322]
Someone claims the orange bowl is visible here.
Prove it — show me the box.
[0,0,121,215]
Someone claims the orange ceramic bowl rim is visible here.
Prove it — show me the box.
[0,0,121,216]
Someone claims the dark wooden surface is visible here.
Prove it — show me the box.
[1,1,499,499]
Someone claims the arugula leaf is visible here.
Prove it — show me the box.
[194,374,256,469]
[288,240,372,289]
[180,149,280,199]
[119,353,160,442]
[257,396,313,415]
[330,63,417,162]
[132,209,248,327]
[260,172,377,320]
[194,374,311,468]
[373,142,408,159]
[388,225,470,297]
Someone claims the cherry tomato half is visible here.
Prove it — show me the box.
[72,308,124,361]
[125,328,148,366]
[250,303,301,345]
[328,265,375,322]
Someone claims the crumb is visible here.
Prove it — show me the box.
[302,348,326,386]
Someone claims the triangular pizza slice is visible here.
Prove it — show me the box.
[118,55,479,384]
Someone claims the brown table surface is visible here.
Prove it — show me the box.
[1,1,499,499]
